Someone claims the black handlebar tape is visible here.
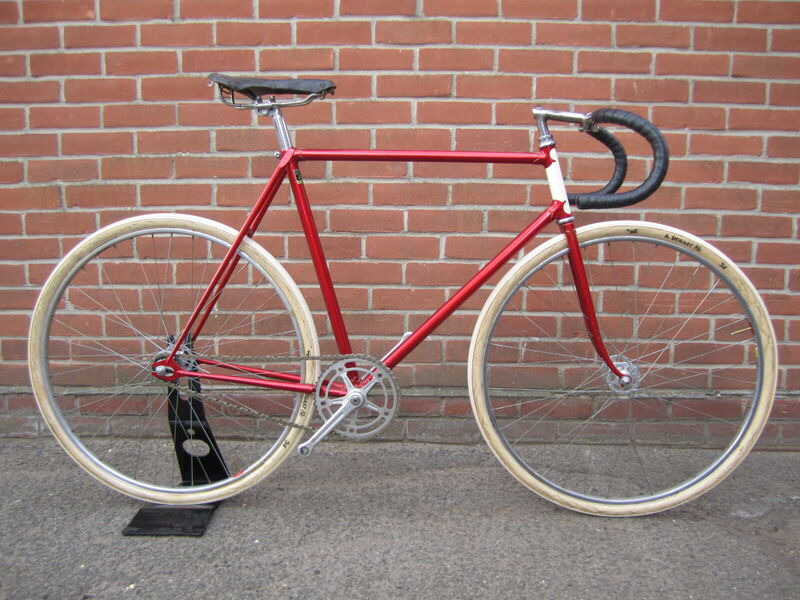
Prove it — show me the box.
[584,126,627,195]
[569,108,669,210]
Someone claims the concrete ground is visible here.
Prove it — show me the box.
[0,438,798,600]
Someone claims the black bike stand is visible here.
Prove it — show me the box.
[124,355,229,537]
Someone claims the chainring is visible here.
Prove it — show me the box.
[314,356,399,440]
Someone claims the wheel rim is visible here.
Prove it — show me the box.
[37,225,309,497]
[480,232,768,507]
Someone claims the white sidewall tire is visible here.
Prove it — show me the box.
[468,220,777,516]
[28,214,320,505]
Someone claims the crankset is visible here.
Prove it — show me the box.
[297,356,399,456]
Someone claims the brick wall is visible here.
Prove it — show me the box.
[1,0,798,444]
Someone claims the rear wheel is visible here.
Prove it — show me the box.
[469,221,777,516]
[28,214,319,505]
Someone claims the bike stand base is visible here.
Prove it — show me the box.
[122,502,222,537]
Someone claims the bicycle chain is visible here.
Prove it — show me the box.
[169,353,380,432]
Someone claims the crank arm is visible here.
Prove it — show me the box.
[297,393,363,457]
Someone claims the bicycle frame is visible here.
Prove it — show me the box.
[153,138,626,394]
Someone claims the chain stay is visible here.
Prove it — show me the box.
[170,353,381,432]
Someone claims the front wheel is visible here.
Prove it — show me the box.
[28,214,319,505]
[469,221,777,516]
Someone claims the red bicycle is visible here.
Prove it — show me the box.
[28,74,777,516]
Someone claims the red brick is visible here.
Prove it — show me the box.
[366,235,439,259]
[178,103,252,127]
[340,0,416,15]
[339,48,414,71]
[579,51,651,74]
[407,209,482,233]
[659,0,735,23]
[616,78,689,103]
[690,134,762,156]
[379,75,452,98]
[0,26,59,50]
[536,22,611,47]
[106,51,178,76]
[762,190,799,213]
[417,101,491,124]
[500,49,573,74]
[0,1,18,22]
[729,161,799,185]
[140,76,209,101]
[502,0,577,19]
[420,48,495,71]
[30,52,101,76]
[23,0,95,21]
[721,214,793,238]
[99,0,173,20]
[182,49,256,73]
[651,106,726,129]
[693,80,765,105]
[457,74,531,99]
[729,109,800,132]
[373,182,448,206]
[259,0,333,17]
[616,24,691,48]
[141,184,212,206]
[768,136,800,159]
[179,0,252,18]
[294,128,371,150]
[757,242,800,265]
[64,24,136,48]
[104,105,176,128]
[425,0,498,16]
[102,157,173,180]
[536,76,611,101]
[772,84,800,108]
[733,55,800,79]
[140,23,214,47]
[296,20,371,45]
[0,162,23,183]
[62,132,133,155]
[28,159,97,182]
[0,185,61,209]
[0,81,59,103]
[64,78,136,103]
[456,128,530,152]
[456,21,531,46]
[738,1,800,24]
[694,26,768,52]
[26,210,95,234]
[375,20,452,44]
[176,156,248,179]
[65,184,136,208]
[0,108,25,130]
[0,54,24,76]
[375,128,451,151]
[216,22,292,47]
[138,130,210,154]
[407,261,480,286]
[329,207,405,233]
[583,0,656,21]
[683,187,757,211]
[337,100,412,124]
[655,52,729,76]
[772,29,800,52]
[259,48,335,71]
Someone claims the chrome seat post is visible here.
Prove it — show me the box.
[258,99,293,152]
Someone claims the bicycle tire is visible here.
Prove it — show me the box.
[28,214,319,505]
[468,221,777,516]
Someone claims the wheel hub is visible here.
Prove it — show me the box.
[605,354,642,394]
